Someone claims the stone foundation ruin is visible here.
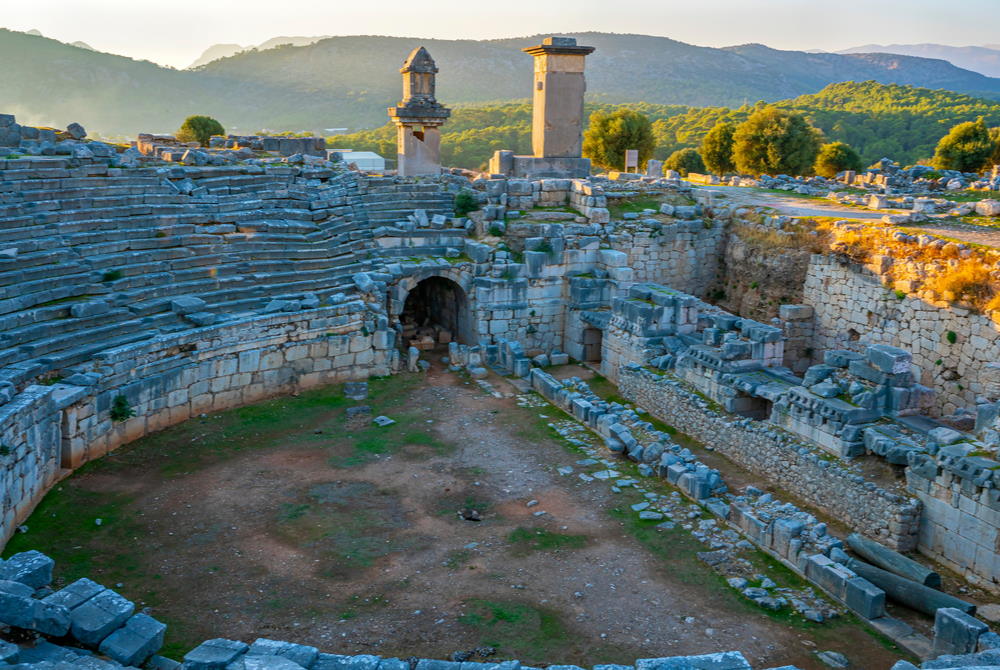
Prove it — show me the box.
[4,36,1000,670]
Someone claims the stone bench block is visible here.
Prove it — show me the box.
[933,607,990,657]
[844,576,885,619]
[0,550,55,588]
[183,638,250,669]
[636,652,751,670]
[315,654,382,670]
[229,654,307,670]
[247,638,319,668]
[98,612,166,666]
[0,591,70,636]
[70,588,135,646]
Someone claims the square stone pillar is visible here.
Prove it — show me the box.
[524,37,595,159]
[396,125,442,177]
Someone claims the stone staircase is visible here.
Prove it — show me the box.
[0,158,454,392]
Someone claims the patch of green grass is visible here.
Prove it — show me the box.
[947,190,1000,202]
[443,549,473,570]
[458,599,571,664]
[278,503,310,521]
[275,481,421,579]
[608,196,662,219]
[507,527,587,554]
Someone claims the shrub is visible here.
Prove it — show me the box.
[488,223,504,237]
[109,394,135,422]
[990,127,1000,169]
[177,115,225,147]
[733,106,822,176]
[946,331,958,345]
[700,122,736,175]
[583,109,655,172]
[454,190,478,217]
[663,148,705,177]
[926,258,995,305]
[933,119,994,172]
[102,269,123,282]
[814,142,863,178]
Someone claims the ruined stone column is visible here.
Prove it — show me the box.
[388,47,450,177]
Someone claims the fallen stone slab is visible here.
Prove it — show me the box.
[229,654,308,670]
[247,638,319,668]
[636,652,752,670]
[183,638,250,670]
[98,612,166,666]
[70,588,135,646]
[42,577,104,610]
[0,550,55,588]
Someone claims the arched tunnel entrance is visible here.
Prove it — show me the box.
[400,276,472,351]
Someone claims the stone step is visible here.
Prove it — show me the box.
[34,328,158,372]
[2,307,134,347]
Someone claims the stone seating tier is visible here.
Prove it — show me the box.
[0,157,454,397]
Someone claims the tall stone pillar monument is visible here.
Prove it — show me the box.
[388,47,450,177]
[526,37,595,161]
[489,37,595,179]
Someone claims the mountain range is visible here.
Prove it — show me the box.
[838,43,1000,78]
[5,28,1000,136]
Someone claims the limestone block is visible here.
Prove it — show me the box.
[247,638,319,668]
[319,655,384,670]
[98,612,166,666]
[933,607,989,657]
[183,638,250,669]
[70,588,135,646]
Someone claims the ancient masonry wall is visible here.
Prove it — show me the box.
[617,365,922,550]
[804,254,1000,416]
[907,455,1000,592]
[0,301,387,544]
[610,220,725,296]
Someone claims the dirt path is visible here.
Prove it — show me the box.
[8,363,907,670]
[704,185,883,221]
[704,184,1000,249]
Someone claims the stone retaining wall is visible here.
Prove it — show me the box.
[0,387,63,540]
[618,365,922,550]
[0,301,387,544]
[805,254,1000,416]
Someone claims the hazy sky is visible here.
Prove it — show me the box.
[4,0,997,69]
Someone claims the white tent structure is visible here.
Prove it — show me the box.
[328,150,386,171]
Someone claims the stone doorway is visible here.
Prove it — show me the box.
[400,276,472,351]
[583,327,603,363]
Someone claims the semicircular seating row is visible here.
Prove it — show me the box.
[0,157,454,400]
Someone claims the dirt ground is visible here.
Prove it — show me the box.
[7,362,910,669]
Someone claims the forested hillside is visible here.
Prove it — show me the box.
[334,82,1000,170]
[5,28,1000,136]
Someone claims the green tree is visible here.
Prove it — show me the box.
[663,148,706,177]
[177,115,225,146]
[932,118,994,172]
[732,106,822,176]
[700,121,736,174]
[814,141,863,178]
[989,127,1000,169]
[582,109,655,171]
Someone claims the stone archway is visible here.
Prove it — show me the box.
[399,276,473,350]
